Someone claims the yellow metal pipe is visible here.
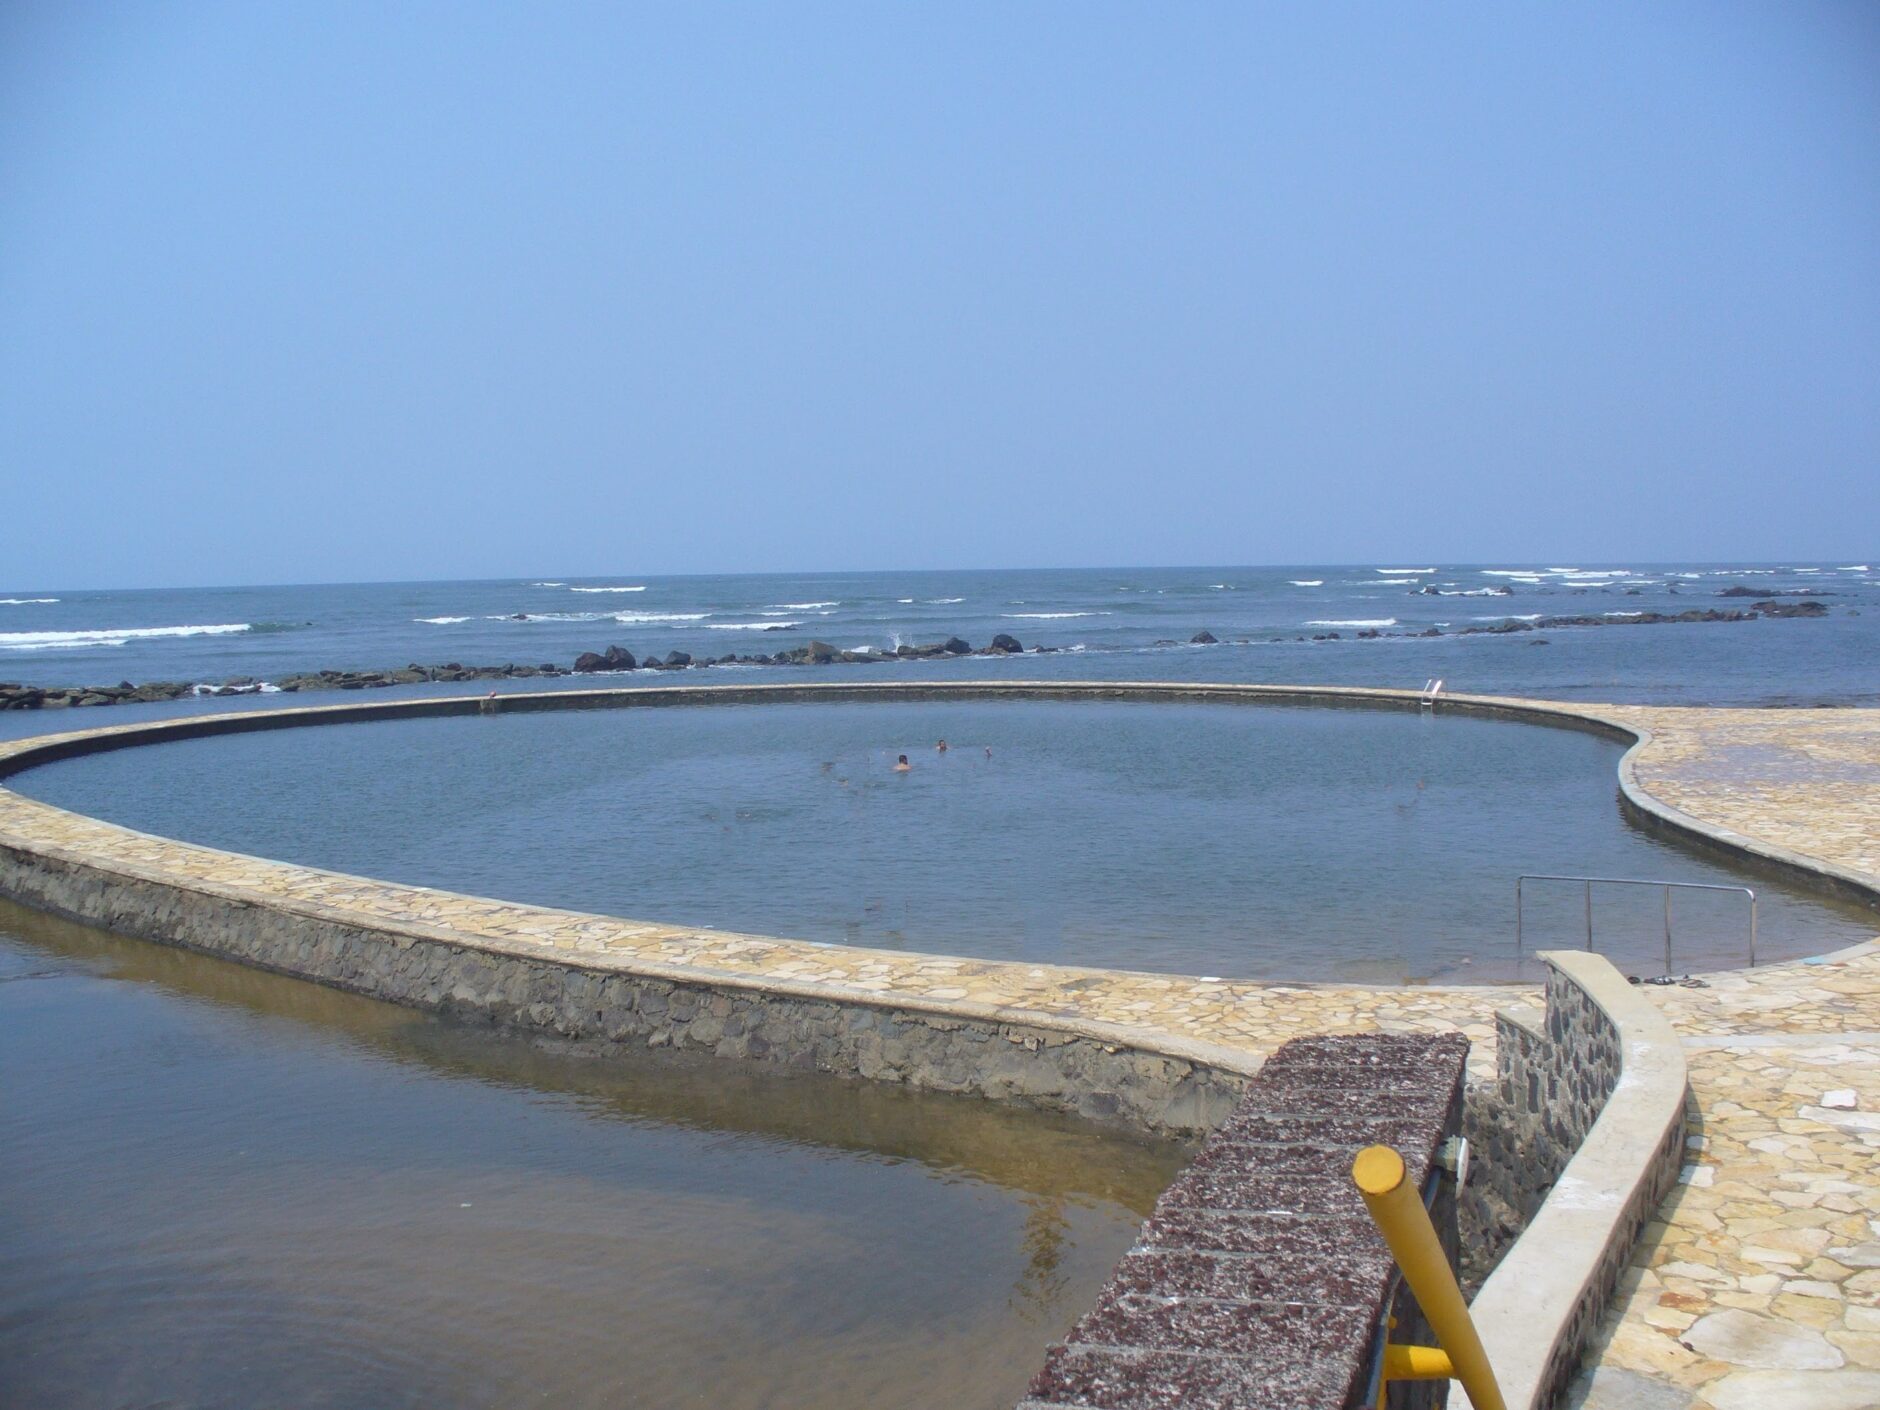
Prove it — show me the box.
[1384,1344,1454,1380]
[1353,1145,1507,1410]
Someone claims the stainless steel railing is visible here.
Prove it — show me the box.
[1515,873,1757,974]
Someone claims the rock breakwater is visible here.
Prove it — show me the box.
[0,599,1835,711]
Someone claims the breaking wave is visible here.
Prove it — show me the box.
[0,623,251,652]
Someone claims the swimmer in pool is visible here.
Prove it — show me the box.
[893,754,912,772]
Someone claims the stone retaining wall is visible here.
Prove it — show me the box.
[0,838,1246,1138]
[1462,963,1625,1282]
[1458,951,1689,1410]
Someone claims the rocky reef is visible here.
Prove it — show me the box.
[0,600,1836,711]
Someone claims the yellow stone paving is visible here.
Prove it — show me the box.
[1560,706,1880,1410]
[2,688,1878,1407]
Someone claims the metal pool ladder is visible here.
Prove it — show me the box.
[1515,873,1758,974]
[1420,678,1445,712]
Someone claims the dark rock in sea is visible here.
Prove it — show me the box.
[943,636,971,655]
[1718,585,1827,598]
[986,633,1023,654]
[1529,638,1550,645]
[574,645,636,673]
[761,622,796,631]
[663,650,693,668]
[1191,630,1218,644]
[1753,600,1828,618]
[1461,619,1535,635]
[1419,627,1442,637]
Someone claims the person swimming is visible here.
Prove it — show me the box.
[893,754,912,772]
[936,739,948,753]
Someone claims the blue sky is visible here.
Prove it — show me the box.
[3,3,1876,588]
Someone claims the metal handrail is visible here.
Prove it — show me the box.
[1516,873,1757,974]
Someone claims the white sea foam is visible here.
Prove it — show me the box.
[926,597,964,604]
[1002,611,1107,619]
[1306,618,1396,628]
[1841,565,1870,572]
[415,616,471,625]
[1481,570,1544,579]
[1377,567,1435,575]
[706,620,798,630]
[1605,611,1644,618]
[0,598,58,605]
[1472,613,1543,622]
[529,581,566,588]
[896,598,915,604]
[766,601,838,610]
[1427,588,1509,597]
[1367,578,1416,585]
[1289,580,1324,587]
[1211,583,1232,590]
[0,623,250,651]
[569,585,647,593]
[510,610,706,624]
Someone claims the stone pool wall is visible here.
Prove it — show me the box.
[1459,952,1689,1410]
[0,838,1247,1137]
[1462,962,1627,1273]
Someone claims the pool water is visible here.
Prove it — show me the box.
[12,699,1875,979]
[0,898,1180,1410]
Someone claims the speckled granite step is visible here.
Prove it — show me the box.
[1019,1032,1470,1410]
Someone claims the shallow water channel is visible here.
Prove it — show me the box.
[0,900,1181,1410]
[13,698,1876,978]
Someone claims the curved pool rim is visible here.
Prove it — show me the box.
[0,682,1873,1111]
[3,679,1873,921]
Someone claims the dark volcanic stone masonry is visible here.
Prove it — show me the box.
[1019,1033,1470,1410]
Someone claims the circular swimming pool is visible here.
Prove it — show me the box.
[12,691,1872,979]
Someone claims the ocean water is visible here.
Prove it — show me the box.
[0,901,1178,1410]
[0,561,1875,706]
[16,698,1876,981]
